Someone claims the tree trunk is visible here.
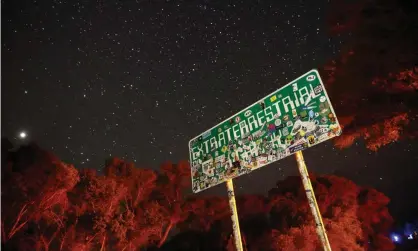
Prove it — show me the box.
[100,235,106,251]
[8,203,29,240]
[157,221,173,248]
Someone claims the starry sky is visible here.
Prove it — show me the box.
[2,0,417,224]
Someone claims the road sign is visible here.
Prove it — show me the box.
[188,69,342,193]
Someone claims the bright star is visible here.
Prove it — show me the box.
[19,131,27,139]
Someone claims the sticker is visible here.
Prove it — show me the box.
[314,85,323,94]
[241,131,250,139]
[308,110,315,119]
[274,119,282,126]
[235,116,241,123]
[307,135,316,145]
[276,124,285,130]
[316,128,329,136]
[292,109,297,118]
[202,160,215,176]
[286,135,294,145]
[257,156,268,165]
[329,124,340,134]
[270,95,277,102]
[221,146,228,153]
[317,134,328,142]
[320,96,327,102]
[328,113,336,123]
[268,155,277,162]
[202,130,211,139]
[282,127,289,136]
[244,110,252,117]
[306,75,316,82]
[277,150,287,159]
[289,142,309,153]
[286,121,293,127]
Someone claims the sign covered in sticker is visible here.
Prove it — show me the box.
[188,69,342,193]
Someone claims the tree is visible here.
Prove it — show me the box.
[1,144,79,250]
[66,168,129,250]
[152,161,192,248]
[323,0,418,150]
[104,157,157,208]
[264,175,393,251]
[357,188,395,251]
[2,143,396,250]
[103,158,160,250]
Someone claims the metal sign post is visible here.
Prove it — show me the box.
[295,151,332,251]
[226,179,244,251]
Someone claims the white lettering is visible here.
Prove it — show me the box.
[225,127,233,142]
[272,101,282,117]
[282,96,295,113]
[247,115,258,131]
[293,92,300,107]
[299,86,311,105]
[232,124,240,140]
[203,140,210,154]
[196,144,205,158]
[239,120,250,137]
[264,106,274,122]
[309,84,319,98]
[256,110,265,126]
[209,137,218,150]
[218,132,227,146]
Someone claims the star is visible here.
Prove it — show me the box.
[19,131,27,139]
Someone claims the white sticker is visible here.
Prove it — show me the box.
[307,75,316,82]
[282,128,289,136]
[292,109,298,118]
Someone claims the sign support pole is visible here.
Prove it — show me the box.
[295,151,332,251]
[226,179,244,251]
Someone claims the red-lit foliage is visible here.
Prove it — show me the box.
[1,144,79,251]
[322,0,418,150]
[1,143,395,251]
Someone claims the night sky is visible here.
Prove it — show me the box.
[2,0,417,224]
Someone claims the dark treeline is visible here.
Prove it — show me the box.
[1,139,395,251]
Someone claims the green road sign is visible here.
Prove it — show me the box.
[188,69,342,193]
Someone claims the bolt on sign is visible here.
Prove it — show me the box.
[188,69,342,193]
